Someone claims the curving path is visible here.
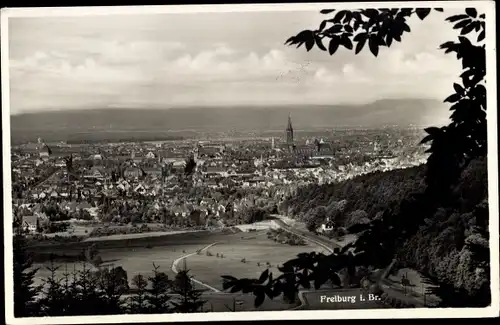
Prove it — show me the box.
[171,242,221,293]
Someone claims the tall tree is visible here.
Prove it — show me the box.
[170,270,206,313]
[13,227,43,317]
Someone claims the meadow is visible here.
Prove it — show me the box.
[184,230,330,290]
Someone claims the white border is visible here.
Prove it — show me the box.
[1,1,498,323]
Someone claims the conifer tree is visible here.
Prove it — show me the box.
[146,263,171,313]
[170,269,206,313]
[13,226,42,317]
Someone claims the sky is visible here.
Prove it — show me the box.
[7,7,463,115]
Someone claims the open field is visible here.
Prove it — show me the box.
[184,230,330,291]
[32,244,200,289]
[30,230,256,288]
[26,229,218,253]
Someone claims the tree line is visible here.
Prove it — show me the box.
[13,227,207,317]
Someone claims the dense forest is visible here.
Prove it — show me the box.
[280,164,427,231]
[280,157,488,303]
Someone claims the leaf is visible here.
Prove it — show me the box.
[355,36,367,54]
[420,135,434,144]
[264,287,275,299]
[368,36,379,57]
[479,14,485,19]
[343,11,353,24]
[320,9,335,15]
[461,23,476,35]
[473,21,481,32]
[319,20,327,31]
[305,38,314,51]
[439,41,455,49]
[229,283,242,293]
[402,23,411,32]
[477,30,485,42]
[454,19,472,29]
[334,10,347,23]
[466,8,477,18]
[258,269,269,284]
[341,35,353,50]
[458,36,472,46]
[254,292,265,308]
[327,24,343,34]
[386,34,393,47]
[377,34,387,46]
[328,37,340,55]
[434,8,444,12]
[272,282,282,297]
[453,83,464,94]
[284,36,296,46]
[314,35,327,51]
[353,32,368,42]
[362,9,378,19]
[344,25,353,33]
[444,93,460,103]
[446,14,469,22]
[415,8,431,20]
[424,127,441,136]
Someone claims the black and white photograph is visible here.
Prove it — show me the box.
[1,1,498,323]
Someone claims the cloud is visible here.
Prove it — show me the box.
[9,27,461,113]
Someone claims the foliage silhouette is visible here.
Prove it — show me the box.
[221,7,489,308]
[146,263,171,313]
[129,274,149,314]
[170,269,206,313]
[13,227,43,317]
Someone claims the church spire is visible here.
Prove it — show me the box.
[287,112,293,131]
[286,112,294,153]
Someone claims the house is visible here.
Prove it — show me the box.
[143,167,162,178]
[22,215,39,234]
[134,184,147,195]
[198,146,222,158]
[203,166,228,178]
[124,166,143,179]
[172,160,187,170]
[84,166,106,180]
[320,218,335,233]
[145,151,156,159]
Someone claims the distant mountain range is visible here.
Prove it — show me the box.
[10,98,449,140]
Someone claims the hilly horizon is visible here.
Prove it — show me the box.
[10,98,449,143]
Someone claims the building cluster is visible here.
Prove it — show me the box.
[11,115,428,233]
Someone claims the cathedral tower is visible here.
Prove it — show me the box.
[286,113,294,153]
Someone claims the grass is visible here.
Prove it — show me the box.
[32,244,200,289]
[31,231,256,289]
[184,230,329,291]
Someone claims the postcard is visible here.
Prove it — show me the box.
[2,1,498,323]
